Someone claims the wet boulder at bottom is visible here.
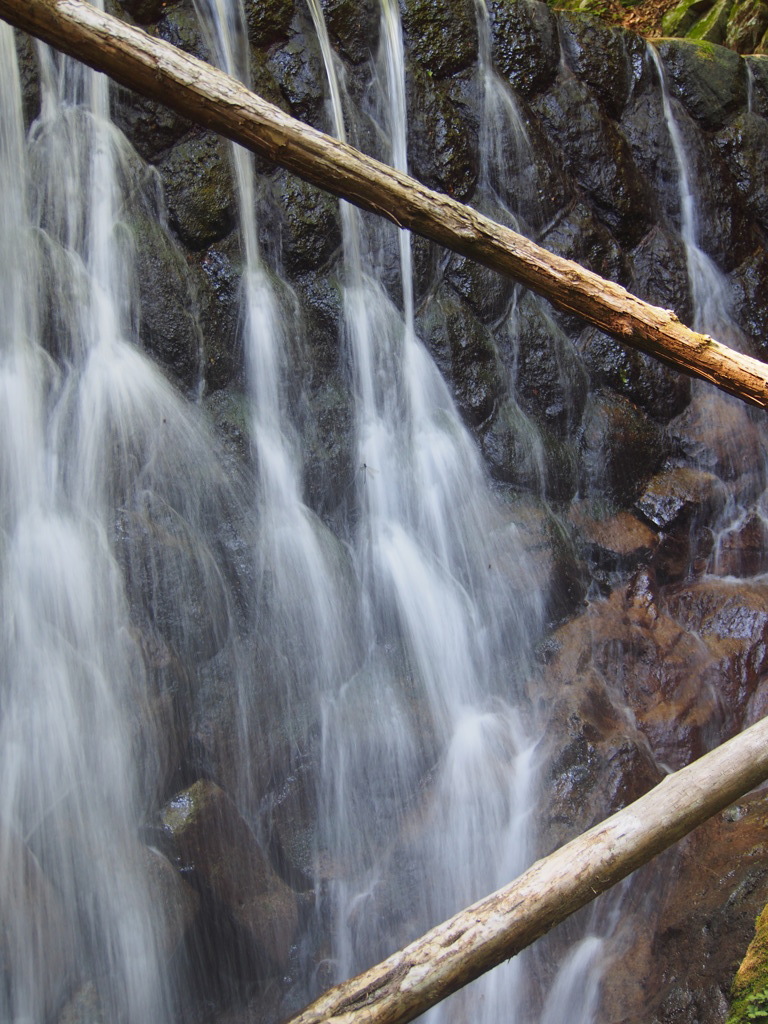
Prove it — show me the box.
[161,780,299,970]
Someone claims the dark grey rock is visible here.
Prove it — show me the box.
[113,86,192,163]
[419,286,503,427]
[192,234,244,393]
[13,32,40,130]
[160,780,299,969]
[272,170,342,274]
[267,22,327,126]
[577,327,691,424]
[446,251,514,323]
[579,391,668,507]
[656,38,747,131]
[541,199,628,286]
[407,68,479,201]
[502,295,589,435]
[487,0,559,97]
[713,111,768,233]
[321,0,379,64]
[243,0,295,48]
[531,72,651,245]
[132,216,202,390]
[558,13,634,119]
[154,1,210,61]
[629,225,693,325]
[159,132,236,249]
[401,0,478,78]
[729,247,768,359]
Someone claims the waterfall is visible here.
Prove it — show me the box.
[190,0,359,827]
[306,2,545,1018]
[0,13,254,1022]
[649,47,744,344]
[649,44,768,575]
[4,3,767,1022]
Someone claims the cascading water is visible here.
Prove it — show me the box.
[649,47,745,345]
[648,45,768,580]
[306,2,544,1019]
[189,0,359,829]
[0,14,253,1023]
[5,3,768,1022]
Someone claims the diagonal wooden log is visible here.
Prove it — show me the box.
[282,715,768,1024]
[2,0,768,408]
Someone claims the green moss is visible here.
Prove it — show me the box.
[661,0,716,37]
[688,0,730,43]
[728,904,768,1024]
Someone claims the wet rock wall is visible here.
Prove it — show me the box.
[11,2,768,1022]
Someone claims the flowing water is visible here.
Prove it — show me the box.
[649,45,768,582]
[305,6,544,1017]
[0,14,253,1023]
[3,3,764,1022]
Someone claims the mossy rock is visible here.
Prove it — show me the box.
[656,37,747,131]
[728,903,768,1024]
[661,0,714,36]
[688,0,730,45]
[159,132,236,249]
[726,0,768,53]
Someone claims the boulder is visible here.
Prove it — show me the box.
[319,0,379,65]
[406,68,479,201]
[656,38,747,132]
[531,72,651,245]
[558,13,633,119]
[579,392,668,507]
[729,247,768,359]
[487,0,560,97]
[714,510,768,577]
[159,132,236,250]
[419,285,503,428]
[267,20,327,126]
[243,0,295,48]
[161,780,300,970]
[668,393,767,490]
[401,0,478,78]
[132,216,202,391]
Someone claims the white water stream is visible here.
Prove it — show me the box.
[4,5,760,1023]
[306,3,544,1020]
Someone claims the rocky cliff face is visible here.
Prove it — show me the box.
[12,2,768,1022]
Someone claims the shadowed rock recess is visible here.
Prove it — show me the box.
[8,2,768,1023]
